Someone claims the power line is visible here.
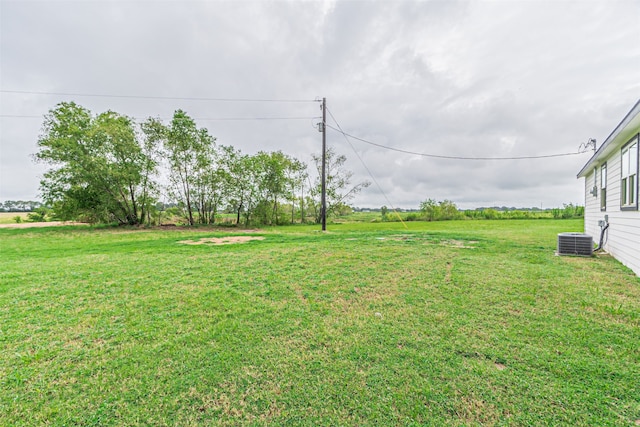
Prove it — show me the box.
[0,114,319,121]
[325,124,590,161]
[1,89,320,103]
[326,107,407,228]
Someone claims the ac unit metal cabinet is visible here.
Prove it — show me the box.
[557,233,593,256]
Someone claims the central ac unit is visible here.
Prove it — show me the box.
[557,233,593,256]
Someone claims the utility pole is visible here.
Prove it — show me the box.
[321,97,327,231]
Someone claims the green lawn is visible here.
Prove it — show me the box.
[1,220,638,426]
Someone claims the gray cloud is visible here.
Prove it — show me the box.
[1,0,638,209]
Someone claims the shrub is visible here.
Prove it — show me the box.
[27,211,45,222]
[481,209,499,220]
[419,199,463,221]
[464,210,482,219]
[380,205,388,221]
[405,213,420,221]
[27,207,50,222]
[561,203,584,219]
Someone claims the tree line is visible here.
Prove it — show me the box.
[34,102,369,226]
[0,200,45,212]
[377,200,584,222]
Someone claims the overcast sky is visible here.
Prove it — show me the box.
[1,0,639,209]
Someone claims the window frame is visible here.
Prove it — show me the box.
[620,135,639,211]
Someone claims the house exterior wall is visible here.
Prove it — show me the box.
[583,168,599,238]
[583,133,640,277]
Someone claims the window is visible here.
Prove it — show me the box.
[621,137,638,209]
[600,163,607,211]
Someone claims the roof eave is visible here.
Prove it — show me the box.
[577,99,640,178]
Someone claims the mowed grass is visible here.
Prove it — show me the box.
[0,220,638,426]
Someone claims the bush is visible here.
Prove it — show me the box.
[380,205,388,221]
[27,207,50,222]
[548,204,584,219]
[464,210,482,219]
[405,213,420,221]
[562,203,584,219]
[419,199,463,221]
[27,211,45,222]
[481,209,499,220]
[439,200,462,220]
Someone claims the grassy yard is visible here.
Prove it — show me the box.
[0,220,638,426]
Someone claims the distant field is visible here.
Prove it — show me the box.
[0,212,29,224]
[1,219,638,426]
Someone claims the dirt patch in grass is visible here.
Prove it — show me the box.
[178,236,265,245]
[377,235,478,249]
[441,239,477,249]
[445,261,453,283]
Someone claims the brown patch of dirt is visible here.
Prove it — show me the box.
[441,239,476,249]
[445,261,453,283]
[387,234,413,241]
[455,395,500,425]
[0,221,87,229]
[178,236,265,245]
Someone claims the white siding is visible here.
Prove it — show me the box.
[583,142,640,277]
[584,167,600,238]
[608,154,622,207]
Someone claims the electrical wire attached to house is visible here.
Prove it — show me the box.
[594,219,609,252]
[325,124,593,161]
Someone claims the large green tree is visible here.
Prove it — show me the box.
[144,110,215,225]
[35,102,157,225]
[35,103,366,227]
[253,151,305,225]
[286,157,308,223]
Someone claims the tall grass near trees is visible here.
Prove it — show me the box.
[1,219,638,426]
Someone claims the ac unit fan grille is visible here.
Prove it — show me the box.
[557,233,593,256]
